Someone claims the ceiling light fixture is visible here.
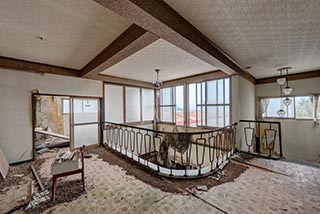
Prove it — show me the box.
[276,67,293,117]
[153,69,162,97]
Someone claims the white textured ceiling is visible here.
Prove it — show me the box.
[100,39,217,82]
[0,0,131,69]
[165,0,320,78]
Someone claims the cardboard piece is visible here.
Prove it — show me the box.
[0,148,9,179]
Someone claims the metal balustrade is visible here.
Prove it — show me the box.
[103,122,237,178]
[238,120,283,159]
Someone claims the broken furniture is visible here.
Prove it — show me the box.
[51,146,85,201]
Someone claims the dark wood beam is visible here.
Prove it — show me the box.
[162,70,229,87]
[93,0,256,84]
[81,24,159,78]
[0,56,80,77]
[89,74,154,88]
[256,70,320,84]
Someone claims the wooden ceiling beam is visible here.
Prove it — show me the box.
[256,70,320,84]
[90,74,154,88]
[0,56,80,77]
[93,0,256,84]
[81,24,159,78]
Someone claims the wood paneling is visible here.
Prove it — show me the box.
[256,70,320,84]
[0,56,80,77]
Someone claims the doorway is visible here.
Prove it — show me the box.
[32,94,101,159]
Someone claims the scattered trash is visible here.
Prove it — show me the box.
[25,190,50,210]
[196,185,208,191]
[210,170,225,181]
[1,187,9,192]
[36,147,50,154]
[12,174,24,177]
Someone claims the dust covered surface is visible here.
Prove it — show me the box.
[88,146,248,193]
[0,159,45,191]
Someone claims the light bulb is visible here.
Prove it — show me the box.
[283,97,292,106]
[283,86,293,95]
[277,109,286,117]
[277,77,286,86]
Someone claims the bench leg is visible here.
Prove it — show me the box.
[81,170,85,191]
[51,176,57,201]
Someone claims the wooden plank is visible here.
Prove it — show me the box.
[0,56,80,77]
[35,129,70,140]
[0,148,9,179]
[31,165,45,191]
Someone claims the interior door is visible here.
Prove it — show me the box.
[70,97,100,149]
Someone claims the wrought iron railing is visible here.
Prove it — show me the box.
[103,122,237,178]
[238,120,283,159]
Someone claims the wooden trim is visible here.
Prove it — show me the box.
[256,70,320,84]
[31,93,36,160]
[81,24,159,78]
[162,70,229,87]
[90,74,153,88]
[94,0,255,83]
[0,56,80,77]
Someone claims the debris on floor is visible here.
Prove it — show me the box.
[209,170,225,181]
[25,190,50,210]
[196,185,208,191]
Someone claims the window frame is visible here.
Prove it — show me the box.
[263,94,318,121]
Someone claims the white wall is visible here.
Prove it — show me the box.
[0,69,102,163]
[256,77,320,162]
[231,75,255,122]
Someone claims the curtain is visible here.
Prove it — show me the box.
[258,97,269,120]
[312,94,319,127]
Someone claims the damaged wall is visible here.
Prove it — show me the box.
[0,69,102,164]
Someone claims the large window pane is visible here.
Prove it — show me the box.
[217,79,224,104]
[160,107,173,122]
[142,89,154,121]
[175,85,184,126]
[74,124,98,148]
[266,97,294,118]
[188,83,197,127]
[160,87,173,105]
[207,80,217,104]
[225,78,230,104]
[73,99,98,124]
[295,96,313,119]
[126,87,141,122]
[225,106,230,125]
[207,106,218,127]
[105,84,123,123]
[217,106,224,127]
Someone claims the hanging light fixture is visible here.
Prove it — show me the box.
[277,83,286,117]
[153,69,162,124]
[153,69,162,97]
[276,68,286,86]
[283,97,292,107]
[282,67,293,95]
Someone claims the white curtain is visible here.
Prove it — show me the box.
[258,97,269,120]
[312,94,319,127]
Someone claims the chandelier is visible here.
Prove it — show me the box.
[276,67,293,117]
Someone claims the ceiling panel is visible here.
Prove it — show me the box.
[164,0,320,78]
[0,0,131,69]
[100,39,217,82]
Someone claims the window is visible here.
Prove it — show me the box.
[188,83,197,127]
[126,87,141,123]
[189,77,230,127]
[142,89,154,121]
[160,87,175,123]
[265,97,294,118]
[263,95,320,120]
[175,85,184,126]
[295,96,313,119]
[62,99,70,114]
[104,84,124,123]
